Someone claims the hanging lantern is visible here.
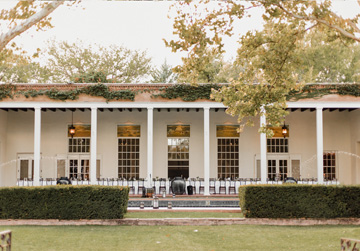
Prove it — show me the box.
[69,111,76,138]
[282,123,288,138]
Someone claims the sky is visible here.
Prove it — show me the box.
[2,1,360,68]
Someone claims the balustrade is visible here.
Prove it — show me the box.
[16,177,339,195]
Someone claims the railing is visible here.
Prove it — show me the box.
[341,238,360,251]
[16,178,339,195]
[0,230,12,251]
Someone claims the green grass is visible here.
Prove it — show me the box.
[125,211,244,218]
[1,225,359,250]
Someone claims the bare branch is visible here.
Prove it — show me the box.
[331,11,360,34]
[0,1,64,51]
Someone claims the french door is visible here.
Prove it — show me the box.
[168,138,189,179]
[68,156,90,180]
[56,155,100,180]
[267,157,289,181]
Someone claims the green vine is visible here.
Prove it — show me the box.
[0,84,16,100]
[8,83,136,101]
[2,83,360,102]
[152,84,221,101]
[287,84,360,100]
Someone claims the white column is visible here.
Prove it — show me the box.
[90,107,97,185]
[204,107,210,195]
[33,107,41,186]
[147,107,153,188]
[316,107,324,184]
[260,110,267,184]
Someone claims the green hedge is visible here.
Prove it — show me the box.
[239,185,360,218]
[0,186,129,220]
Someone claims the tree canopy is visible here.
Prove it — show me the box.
[166,0,360,135]
[151,60,178,83]
[0,1,77,83]
[41,40,152,83]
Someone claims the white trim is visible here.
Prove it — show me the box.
[1,101,360,109]
[260,110,267,184]
[90,107,97,185]
[33,107,41,186]
[0,102,227,109]
[287,102,360,108]
[147,107,153,187]
[204,107,210,195]
[316,107,324,184]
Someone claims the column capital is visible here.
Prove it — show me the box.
[316,107,323,111]
[147,107,154,111]
[203,107,210,111]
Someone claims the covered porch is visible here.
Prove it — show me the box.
[0,99,359,193]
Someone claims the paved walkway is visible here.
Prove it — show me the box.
[1,218,359,226]
[127,207,240,213]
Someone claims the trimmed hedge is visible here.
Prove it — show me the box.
[239,185,360,218]
[0,186,129,220]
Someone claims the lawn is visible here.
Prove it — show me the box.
[1,225,359,251]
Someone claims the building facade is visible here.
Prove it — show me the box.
[0,83,359,194]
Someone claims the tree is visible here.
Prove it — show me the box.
[0,1,68,52]
[0,1,79,83]
[166,0,360,135]
[43,40,152,83]
[0,48,49,83]
[151,60,178,83]
[296,30,360,83]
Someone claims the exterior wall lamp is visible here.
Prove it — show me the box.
[282,122,288,138]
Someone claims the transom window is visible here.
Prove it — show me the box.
[267,138,288,153]
[118,125,140,180]
[323,152,336,180]
[68,138,90,153]
[217,138,239,179]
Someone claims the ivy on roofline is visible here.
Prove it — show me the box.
[0,84,136,101]
[0,83,360,102]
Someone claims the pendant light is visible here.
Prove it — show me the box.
[281,122,288,138]
[69,111,76,138]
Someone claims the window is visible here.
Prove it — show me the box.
[19,159,34,180]
[68,138,90,153]
[267,138,288,153]
[68,124,91,153]
[168,138,189,178]
[217,138,239,179]
[323,152,336,180]
[117,125,140,180]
